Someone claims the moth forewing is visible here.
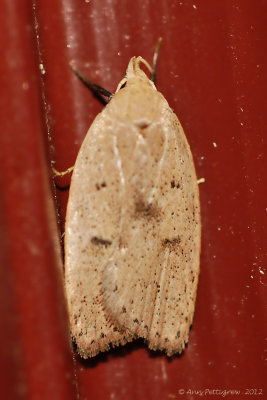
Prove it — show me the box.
[101,58,201,355]
[64,113,134,358]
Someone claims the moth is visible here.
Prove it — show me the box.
[57,39,201,358]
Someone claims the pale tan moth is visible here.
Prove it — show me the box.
[55,39,201,358]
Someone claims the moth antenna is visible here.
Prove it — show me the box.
[70,61,113,102]
[150,37,163,84]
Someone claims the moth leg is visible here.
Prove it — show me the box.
[52,166,74,177]
[70,62,113,104]
[150,37,163,84]
[197,177,205,184]
[115,77,127,93]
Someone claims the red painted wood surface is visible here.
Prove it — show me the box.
[0,1,266,399]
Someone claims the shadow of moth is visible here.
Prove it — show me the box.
[64,42,201,358]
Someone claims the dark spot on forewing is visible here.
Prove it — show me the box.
[135,199,160,219]
[135,200,152,214]
[162,236,181,248]
[134,119,150,129]
[96,181,107,190]
[91,237,112,246]
[171,180,180,189]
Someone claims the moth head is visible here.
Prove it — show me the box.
[125,56,155,86]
